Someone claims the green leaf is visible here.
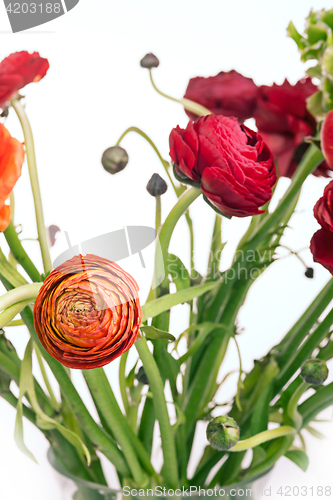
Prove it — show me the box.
[305,24,327,45]
[250,384,273,436]
[141,325,175,342]
[306,64,322,78]
[167,253,190,291]
[176,322,231,364]
[141,280,220,322]
[251,446,267,468]
[285,450,309,472]
[322,10,333,31]
[323,45,333,78]
[15,340,91,465]
[287,21,305,50]
[306,91,326,120]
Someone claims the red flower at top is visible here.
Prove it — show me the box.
[184,70,258,122]
[0,51,49,107]
[254,78,330,178]
[169,115,276,218]
[310,180,333,275]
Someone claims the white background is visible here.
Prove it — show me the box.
[0,0,333,498]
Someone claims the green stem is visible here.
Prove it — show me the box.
[153,187,201,290]
[0,299,32,327]
[10,98,52,275]
[248,146,323,249]
[155,196,162,233]
[149,70,211,117]
[299,382,333,426]
[286,382,308,431]
[136,337,179,488]
[83,369,148,485]
[4,221,41,281]
[276,278,333,363]
[119,352,130,415]
[116,126,178,194]
[34,343,60,411]
[275,307,333,395]
[0,283,42,312]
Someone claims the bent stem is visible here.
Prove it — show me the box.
[0,283,42,312]
[116,126,178,194]
[230,426,296,452]
[10,98,52,275]
[135,337,179,488]
[149,70,211,117]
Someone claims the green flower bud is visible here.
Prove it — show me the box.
[140,53,159,69]
[135,366,149,385]
[146,173,168,197]
[206,416,240,451]
[300,358,329,386]
[101,146,129,175]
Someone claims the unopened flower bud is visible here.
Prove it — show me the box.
[146,173,168,197]
[140,53,160,69]
[305,267,314,279]
[101,146,129,175]
[300,358,329,386]
[206,415,240,451]
[135,366,149,385]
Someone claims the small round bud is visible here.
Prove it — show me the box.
[146,173,168,197]
[140,53,160,69]
[101,146,129,175]
[135,366,149,385]
[300,358,329,386]
[0,107,9,118]
[305,267,314,279]
[206,416,240,451]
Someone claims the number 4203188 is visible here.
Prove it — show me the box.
[6,3,62,14]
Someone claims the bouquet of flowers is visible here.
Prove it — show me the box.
[0,8,333,500]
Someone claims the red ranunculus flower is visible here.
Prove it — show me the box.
[169,115,276,218]
[321,110,333,169]
[184,70,258,122]
[33,255,142,369]
[310,180,333,274]
[254,78,330,178]
[0,51,49,107]
[0,123,25,231]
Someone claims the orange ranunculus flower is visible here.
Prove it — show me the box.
[0,123,25,231]
[33,254,142,369]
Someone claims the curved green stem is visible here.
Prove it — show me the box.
[149,70,211,117]
[287,381,307,431]
[0,299,33,328]
[116,126,178,193]
[230,426,295,452]
[136,337,179,488]
[10,98,52,275]
[0,283,42,312]
[4,221,41,282]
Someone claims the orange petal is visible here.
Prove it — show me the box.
[0,123,25,206]
[0,204,11,232]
